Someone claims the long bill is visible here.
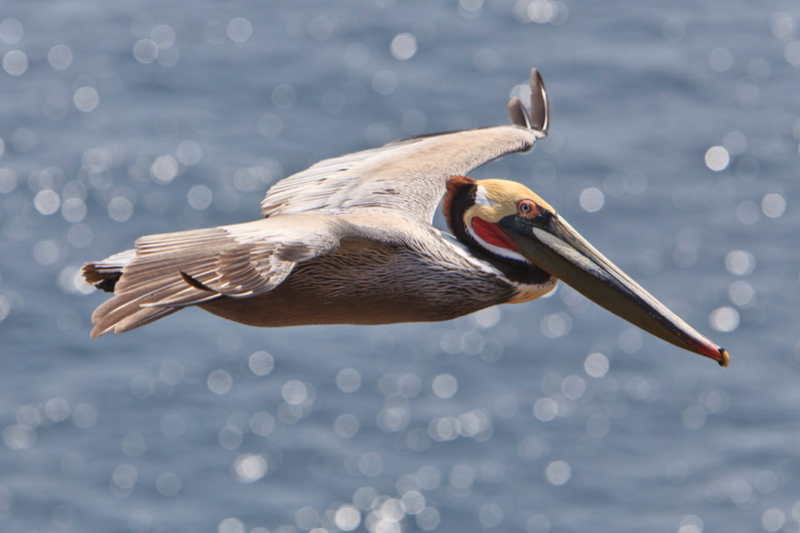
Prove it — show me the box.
[499,213,729,367]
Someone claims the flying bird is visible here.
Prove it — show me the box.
[83,69,729,367]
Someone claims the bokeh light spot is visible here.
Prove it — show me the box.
[108,197,133,222]
[770,12,794,39]
[248,351,274,376]
[540,312,571,338]
[372,70,397,95]
[390,33,417,60]
[704,146,730,171]
[333,413,359,439]
[133,39,158,63]
[479,503,504,527]
[335,505,361,531]
[34,190,60,215]
[728,280,756,308]
[48,45,73,70]
[176,140,202,165]
[526,514,551,533]
[0,18,23,44]
[187,185,213,210]
[579,187,604,212]
[725,250,755,275]
[584,352,609,378]
[762,192,786,218]
[561,375,585,400]
[533,398,557,422]
[227,18,253,43]
[785,41,800,66]
[545,460,571,485]
[3,50,28,76]
[151,155,178,184]
[618,328,642,353]
[272,84,296,109]
[249,412,275,437]
[415,507,440,531]
[232,454,267,483]
[722,131,747,155]
[218,517,245,533]
[156,472,181,497]
[207,369,233,394]
[282,380,308,404]
[337,368,361,393]
[431,374,457,399]
[74,87,99,112]
[708,47,733,72]
[709,306,739,332]
[219,426,243,450]
[762,509,786,532]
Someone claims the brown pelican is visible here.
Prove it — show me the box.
[83,69,729,367]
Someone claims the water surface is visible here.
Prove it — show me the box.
[1,1,799,532]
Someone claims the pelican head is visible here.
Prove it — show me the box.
[444,177,729,367]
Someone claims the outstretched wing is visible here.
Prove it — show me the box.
[261,69,550,223]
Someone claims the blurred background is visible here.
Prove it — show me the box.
[1,1,799,532]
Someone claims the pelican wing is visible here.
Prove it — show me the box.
[261,69,550,223]
[84,215,355,337]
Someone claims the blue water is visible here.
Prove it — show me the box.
[1,1,800,532]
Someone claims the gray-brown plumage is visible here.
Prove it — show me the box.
[82,68,730,368]
[84,70,550,338]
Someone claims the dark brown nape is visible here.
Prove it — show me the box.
[442,176,477,234]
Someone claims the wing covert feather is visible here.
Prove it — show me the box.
[85,216,357,336]
[261,68,550,222]
[260,125,543,222]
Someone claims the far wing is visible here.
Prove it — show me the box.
[261,69,550,223]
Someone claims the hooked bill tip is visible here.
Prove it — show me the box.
[718,348,730,368]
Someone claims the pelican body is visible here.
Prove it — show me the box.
[84,69,729,367]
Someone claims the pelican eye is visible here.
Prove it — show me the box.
[517,200,535,216]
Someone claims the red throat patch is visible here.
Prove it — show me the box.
[471,218,517,251]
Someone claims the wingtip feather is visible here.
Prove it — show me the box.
[506,68,549,136]
[529,68,549,135]
[507,97,531,129]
